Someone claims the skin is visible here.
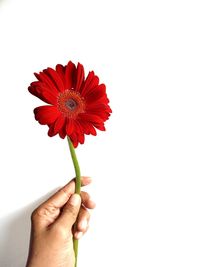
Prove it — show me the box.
[26,176,96,267]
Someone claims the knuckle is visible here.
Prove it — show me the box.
[81,191,93,207]
[60,188,71,199]
[84,208,91,218]
[81,212,90,223]
[43,204,58,217]
[81,191,89,200]
[82,206,90,220]
[31,204,58,222]
[31,209,39,222]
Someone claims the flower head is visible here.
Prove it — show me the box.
[28,61,112,147]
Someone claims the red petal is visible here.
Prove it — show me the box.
[78,133,85,144]
[66,118,75,136]
[43,68,65,92]
[88,110,110,121]
[86,102,112,120]
[56,64,65,84]
[84,84,106,102]
[48,121,57,137]
[86,98,110,110]
[65,61,76,89]
[80,71,99,97]
[54,115,65,135]
[79,113,103,124]
[69,133,78,148]
[78,119,97,136]
[59,119,67,139]
[87,123,97,136]
[93,123,106,131]
[75,63,85,92]
[28,82,58,105]
[78,119,90,135]
[73,121,85,144]
[34,72,58,95]
[34,106,60,125]
[86,102,109,111]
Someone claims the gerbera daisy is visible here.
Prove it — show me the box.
[28,61,112,147]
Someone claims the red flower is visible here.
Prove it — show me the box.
[28,61,112,147]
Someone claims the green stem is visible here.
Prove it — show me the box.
[67,136,81,267]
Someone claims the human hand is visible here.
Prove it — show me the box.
[26,176,95,267]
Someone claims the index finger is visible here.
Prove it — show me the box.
[41,176,92,210]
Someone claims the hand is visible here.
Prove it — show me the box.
[26,176,95,267]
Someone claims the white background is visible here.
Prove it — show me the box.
[0,0,200,266]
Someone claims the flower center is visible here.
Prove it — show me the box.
[57,89,85,119]
[65,99,77,110]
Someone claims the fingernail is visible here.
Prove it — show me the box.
[80,219,87,230]
[76,232,83,239]
[69,194,80,206]
[83,176,92,182]
[89,197,96,206]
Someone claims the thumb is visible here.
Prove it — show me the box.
[57,193,81,229]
